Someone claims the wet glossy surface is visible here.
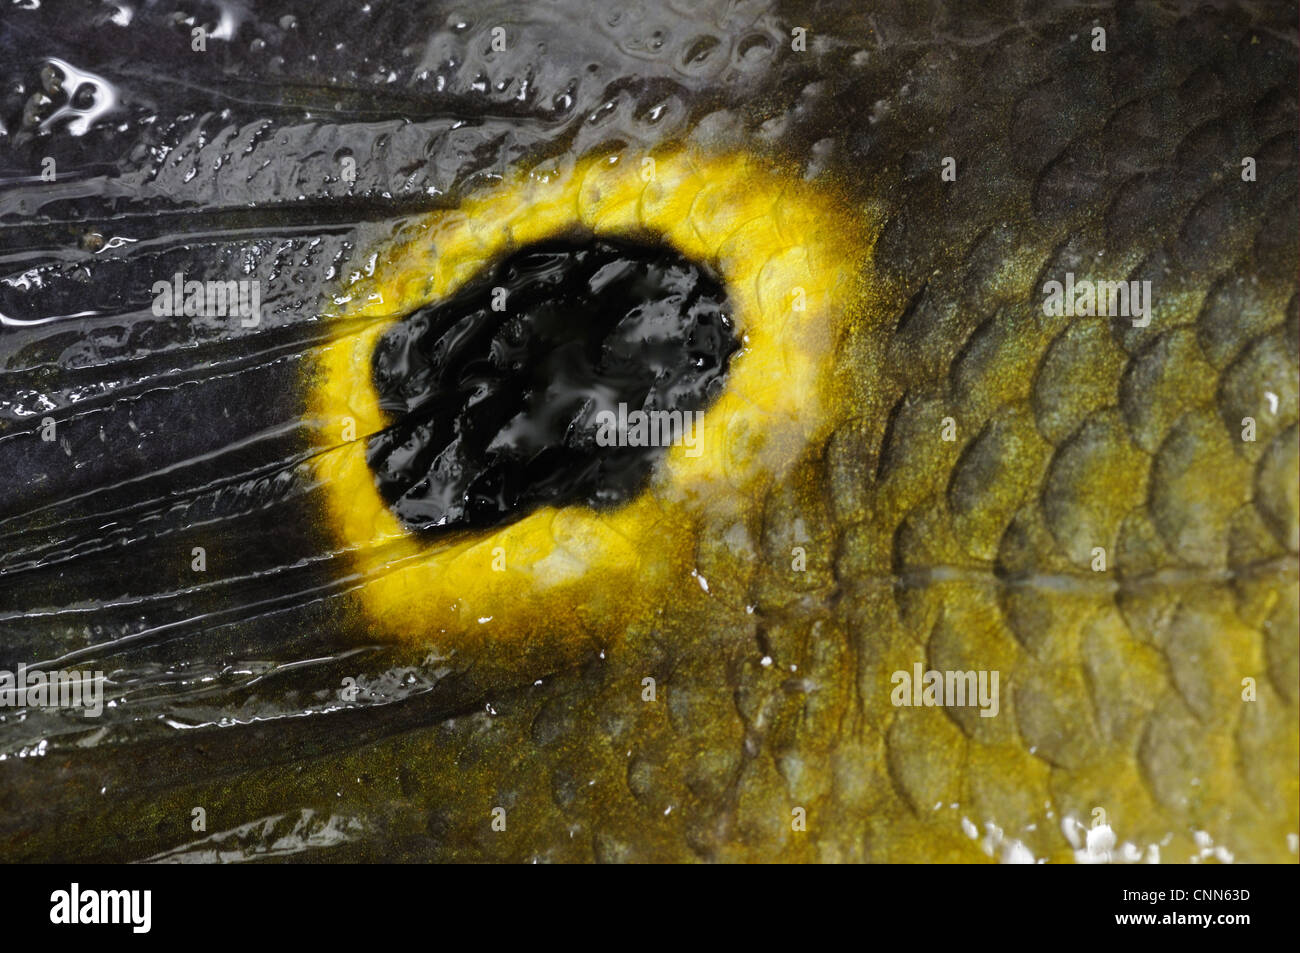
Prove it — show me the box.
[368,238,736,533]
[0,1,1296,863]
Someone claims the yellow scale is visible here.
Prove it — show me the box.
[309,149,876,642]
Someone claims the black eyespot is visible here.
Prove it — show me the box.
[366,237,740,534]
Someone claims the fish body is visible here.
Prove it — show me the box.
[0,0,1295,863]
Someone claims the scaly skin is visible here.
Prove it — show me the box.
[0,0,1295,862]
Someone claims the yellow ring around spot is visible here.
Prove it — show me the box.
[308,148,873,644]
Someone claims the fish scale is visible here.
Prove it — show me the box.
[0,0,1295,863]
